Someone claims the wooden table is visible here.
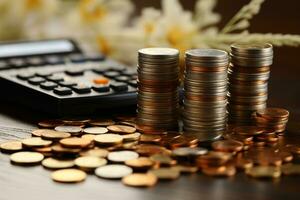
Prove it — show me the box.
[1,78,300,200]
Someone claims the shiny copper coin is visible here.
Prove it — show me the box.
[62,118,90,126]
[257,108,289,119]
[33,146,52,156]
[122,132,141,142]
[122,173,157,187]
[212,140,244,152]
[38,120,64,128]
[202,165,236,177]
[32,129,51,137]
[80,149,109,158]
[22,137,52,148]
[197,152,232,167]
[246,166,281,178]
[125,157,154,170]
[51,145,81,154]
[140,134,162,143]
[107,125,136,134]
[150,154,177,166]
[51,169,87,183]
[81,134,97,141]
[149,168,180,180]
[42,158,75,169]
[234,126,264,136]
[277,151,293,163]
[94,134,123,146]
[108,151,139,163]
[135,144,170,156]
[59,137,91,148]
[0,141,22,153]
[83,127,108,135]
[75,156,107,171]
[95,164,133,179]
[10,151,44,165]
[41,130,71,141]
[88,119,115,126]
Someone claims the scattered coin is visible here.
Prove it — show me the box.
[51,169,87,183]
[59,137,92,148]
[149,168,180,180]
[140,134,162,143]
[95,164,133,179]
[22,137,52,148]
[80,149,109,158]
[51,145,81,155]
[0,141,22,153]
[75,156,107,171]
[122,132,141,142]
[94,134,123,146]
[42,158,75,169]
[88,119,115,126]
[38,120,64,128]
[107,125,136,134]
[246,166,281,178]
[32,129,51,137]
[62,118,90,126]
[108,151,139,163]
[150,154,177,166]
[122,173,157,187]
[212,140,244,152]
[10,151,44,165]
[54,126,82,134]
[41,130,71,140]
[81,134,97,141]
[172,165,198,173]
[83,127,108,135]
[125,157,154,170]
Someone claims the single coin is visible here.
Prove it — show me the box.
[41,130,71,140]
[122,173,157,187]
[62,118,90,126]
[33,146,52,156]
[51,169,87,183]
[59,137,91,148]
[119,121,137,128]
[122,132,141,142]
[94,134,123,146]
[202,165,236,177]
[0,141,22,153]
[32,129,51,137]
[108,151,139,163]
[122,141,139,150]
[38,120,64,128]
[81,134,97,141]
[22,137,52,148]
[257,108,289,119]
[95,164,133,179]
[212,140,244,152]
[51,145,81,154]
[140,134,162,143]
[10,151,44,165]
[234,126,264,136]
[149,168,180,180]
[172,165,198,173]
[80,149,109,158]
[42,158,75,169]
[136,144,170,156]
[83,127,108,135]
[88,119,115,126]
[150,154,177,166]
[246,166,281,178]
[125,157,154,170]
[54,126,83,134]
[107,125,136,134]
[75,156,107,170]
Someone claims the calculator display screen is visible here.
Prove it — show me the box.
[0,40,75,58]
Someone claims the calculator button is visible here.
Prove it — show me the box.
[110,82,128,92]
[0,61,9,70]
[72,85,91,94]
[54,87,72,95]
[86,53,105,62]
[44,56,65,65]
[40,81,58,90]
[104,71,120,78]
[36,71,52,77]
[69,53,86,63]
[47,75,64,82]
[17,72,35,80]
[122,69,137,76]
[28,77,46,85]
[93,77,109,85]
[92,67,110,74]
[8,58,27,68]
[65,69,84,76]
[27,57,45,66]
[109,65,126,72]
[92,85,110,93]
[115,76,130,82]
[128,80,137,87]
[60,81,77,87]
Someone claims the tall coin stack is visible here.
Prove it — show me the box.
[183,49,229,141]
[137,48,180,133]
[228,43,273,125]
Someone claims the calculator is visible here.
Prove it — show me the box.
[0,39,137,116]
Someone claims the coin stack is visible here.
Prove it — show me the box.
[183,49,229,141]
[228,43,273,125]
[137,48,180,133]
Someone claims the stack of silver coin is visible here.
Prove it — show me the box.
[228,43,273,125]
[183,49,229,141]
[137,48,180,133]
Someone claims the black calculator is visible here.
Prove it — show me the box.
[0,39,137,116]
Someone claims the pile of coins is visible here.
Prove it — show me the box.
[228,43,273,125]
[253,108,289,133]
[137,48,180,133]
[183,49,229,141]
[1,114,300,187]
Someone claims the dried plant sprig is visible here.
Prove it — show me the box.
[221,0,265,34]
[194,0,221,29]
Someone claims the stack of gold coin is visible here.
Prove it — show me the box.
[137,48,180,133]
[228,43,273,125]
[183,49,229,141]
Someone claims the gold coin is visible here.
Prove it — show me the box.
[246,166,281,178]
[33,146,52,156]
[81,134,97,141]
[51,145,81,154]
[51,169,87,183]
[122,132,141,142]
[0,141,22,153]
[122,173,157,187]
[75,156,107,171]
[149,168,180,180]
[22,137,52,148]
[94,134,123,146]
[95,164,133,179]
[88,119,115,126]
[122,141,139,149]
[80,149,109,158]
[42,158,75,169]
[41,130,71,140]
[125,157,154,170]
[83,127,108,135]
[10,151,44,165]
[59,137,91,148]
[108,151,139,163]
[107,125,136,134]
[32,129,51,137]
